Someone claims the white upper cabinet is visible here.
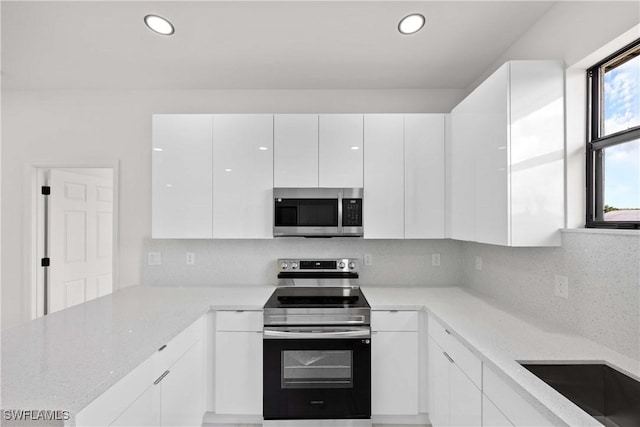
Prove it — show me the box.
[319,114,364,188]
[152,114,213,238]
[405,114,446,239]
[450,60,564,246]
[274,114,319,188]
[364,114,404,239]
[212,114,274,238]
[363,114,446,239]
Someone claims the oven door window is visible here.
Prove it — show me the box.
[281,350,352,389]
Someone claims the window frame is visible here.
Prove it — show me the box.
[586,38,640,229]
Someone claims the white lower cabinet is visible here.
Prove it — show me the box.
[214,311,263,416]
[110,340,204,427]
[110,384,161,427]
[76,316,206,427]
[427,315,482,427]
[371,311,419,416]
[482,365,554,427]
[160,339,206,426]
[482,394,513,427]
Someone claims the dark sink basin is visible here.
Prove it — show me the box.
[520,363,640,427]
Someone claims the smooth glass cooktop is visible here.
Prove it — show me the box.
[264,287,370,309]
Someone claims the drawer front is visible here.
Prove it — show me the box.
[372,310,419,332]
[216,310,263,332]
[427,314,451,348]
[156,315,205,375]
[428,314,481,388]
[483,365,554,427]
[446,331,482,388]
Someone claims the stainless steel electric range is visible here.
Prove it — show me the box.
[263,258,372,427]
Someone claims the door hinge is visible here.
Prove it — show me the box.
[41,258,50,267]
[41,186,51,195]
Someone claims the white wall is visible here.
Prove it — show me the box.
[458,3,640,360]
[1,88,464,328]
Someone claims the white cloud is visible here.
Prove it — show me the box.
[603,57,640,135]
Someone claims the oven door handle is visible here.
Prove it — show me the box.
[263,328,371,340]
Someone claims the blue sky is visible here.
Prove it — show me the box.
[603,55,640,209]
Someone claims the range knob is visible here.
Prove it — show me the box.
[338,261,346,269]
[349,262,356,269]
[291,262,298,269]
[281,262,288,270]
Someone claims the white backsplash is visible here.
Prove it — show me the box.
[462,231,640,360]
[142,238,464,288]
[142,232,639,360]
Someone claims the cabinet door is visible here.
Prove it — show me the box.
[110,384,161,427]
[428,337,450,427]
[319,114,364,188]
[372,331,418,415]
[364,114,404,239]
[471,63,510,246]
[152,114,213,238]
[274,114,319,187]
[215,331,263,415]
[449,363,482,427]
[509,61,564,247]
[483,394,513,427]
[405,114,446,238]
[449,106,475,242]
[161,340,205,427]
[212,114,273,238]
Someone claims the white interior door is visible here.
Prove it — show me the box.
[48,168,113,313]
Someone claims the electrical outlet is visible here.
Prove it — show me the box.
[147,252,161,266]
[432,253,441,266]
[555,275,569,299]
[186,252,195,265]
[364,254,373,266]
[475,256,482,271]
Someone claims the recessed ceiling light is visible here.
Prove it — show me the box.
[398,14,425,35]
[224,168,232,172]
[153,147,164,152]
[259,146,268,151]
[144,14,175,36]
[351,146,361,150]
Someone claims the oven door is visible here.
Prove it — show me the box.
[263,327,371,420]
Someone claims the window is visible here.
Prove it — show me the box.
[587,39,640,228]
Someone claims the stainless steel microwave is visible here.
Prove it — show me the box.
[273,188,363,237]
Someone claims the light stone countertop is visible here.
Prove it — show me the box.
[362,285,640,427]
[2,284,639,427]
[0,285,274,422]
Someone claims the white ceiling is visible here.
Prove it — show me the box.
[1,1,557,90]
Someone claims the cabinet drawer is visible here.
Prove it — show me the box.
[155,316,205,376]
[483,365,554,426]
[427,314,452,347]
[216,310,263,332]
[371,310,419,332]
[428,315,481,388]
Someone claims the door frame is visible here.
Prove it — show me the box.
[25,160,120,320]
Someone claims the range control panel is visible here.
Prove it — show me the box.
[278,258,359,272]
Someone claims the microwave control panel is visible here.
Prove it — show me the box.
[342,199,362,227]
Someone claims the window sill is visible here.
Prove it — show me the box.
[561,228,640,236]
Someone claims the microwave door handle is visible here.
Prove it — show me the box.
[337,190,343,234]
[263,329,370,340]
